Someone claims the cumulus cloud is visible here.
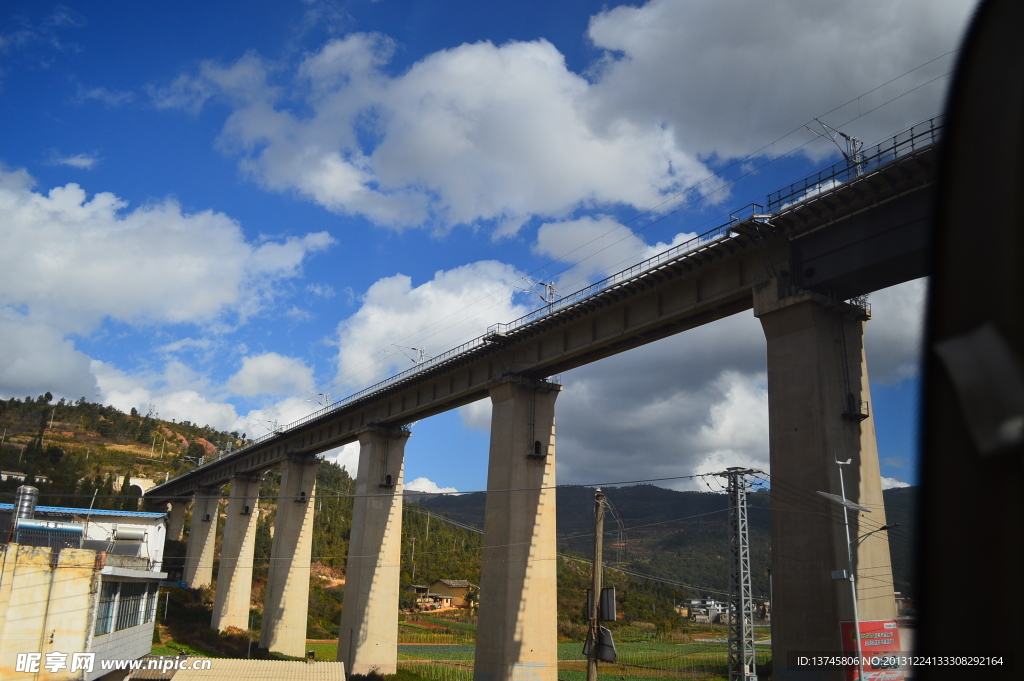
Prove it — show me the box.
[158,35,716,233]
[154,0,973,234]
[405,477,458,494]
[533,215,701,288]
[554,312,769,489]
[227,352,316,396]
[93,359,241,430]
[0,312,98,401]
[0,165,335,335]
[864,278,927,384]
[334,260,530,389]
[881,477,910,490]
[322,442,360,473]
[0,165,336,414]
[586,0,976,160]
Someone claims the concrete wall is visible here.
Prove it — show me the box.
[337,427,409,675]
[0,545,100,680]
[474,378,560,681]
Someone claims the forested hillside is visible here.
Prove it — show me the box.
[422,483,917,600]
[0,393,240,509]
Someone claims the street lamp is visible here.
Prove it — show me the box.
[817,458,870,681]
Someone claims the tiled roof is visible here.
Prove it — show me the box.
[435,579,474,588]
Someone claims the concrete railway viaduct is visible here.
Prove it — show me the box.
[144,117,941,681]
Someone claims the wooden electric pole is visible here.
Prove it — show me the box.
[587,488,606,681]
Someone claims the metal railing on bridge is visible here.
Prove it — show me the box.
[156,115,943,488]
[766,115,943,212]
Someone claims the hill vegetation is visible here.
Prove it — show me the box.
[0,393,240,510]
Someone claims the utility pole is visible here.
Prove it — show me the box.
[715,467,758,681]
[410,537,417,581]
[587,489,606,681]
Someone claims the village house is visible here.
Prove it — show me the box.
[429,579,477,608]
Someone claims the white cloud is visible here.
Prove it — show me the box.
[322,442,360,474]
[50,152,100,169]
[458,399,491,432]
[227,352,316,396]
[0,165,335,335]
[533,215,700,288]
[160,35,716,233]
[864,278,928,384]
[534,215,651,284]
[551,311,768,489]
[334,260,530,389]
[93,359,241,431]
[881,476,910,490]
[156,1,974,234]
[0,312,98,401]
[405,477,458,494]
[586,0,976,160]
[0,165,336,418]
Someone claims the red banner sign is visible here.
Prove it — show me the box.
[839,619,905,681]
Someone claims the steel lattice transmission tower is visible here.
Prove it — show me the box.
[718,467,758,681]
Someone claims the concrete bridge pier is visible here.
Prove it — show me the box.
[212,473,262,632]
[754,284,897,681]
[260,454,320,657]
[337,426,411,675]
[182,486,221,588]
[474,376,561,681]
[166,498,187,542]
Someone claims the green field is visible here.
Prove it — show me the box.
[353,617,768,681]
[156,610,769,680]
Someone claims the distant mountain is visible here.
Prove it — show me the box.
[421,483,917,600]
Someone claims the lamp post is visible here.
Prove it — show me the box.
[817,459,870,681]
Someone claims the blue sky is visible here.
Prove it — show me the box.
[0,0,976,493]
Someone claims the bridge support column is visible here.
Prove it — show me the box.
[212,473,262,632]
[337,426,411,675]
[754,285,896,681]
[260,455,319,657]
[167,498,187,542]
[182,486,220,588]
[474,377,561,681]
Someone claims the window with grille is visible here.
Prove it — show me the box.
[95,582,118,636]
[115,582,147,631]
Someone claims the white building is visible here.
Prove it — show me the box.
[0,502,168,680]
